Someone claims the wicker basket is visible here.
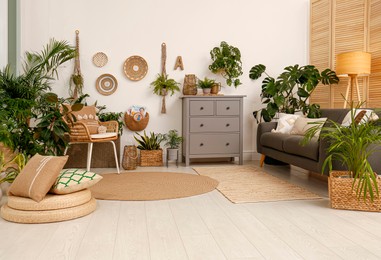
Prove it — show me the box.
[122,145,138,170]
[329,171,381,212]
[139,149,163,166]
[124,112,149,131]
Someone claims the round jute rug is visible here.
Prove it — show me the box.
[89,172,218,201]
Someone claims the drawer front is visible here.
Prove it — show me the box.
[189,134,239,154]
[190,117,239,132]
[190,101,214,116]
[216,100,240,115]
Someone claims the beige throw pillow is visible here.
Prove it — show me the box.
[271,113,302,134]
[341,109,379,126]
[8,154,68,202]
[68,105,100,134]
[290,117,327,137]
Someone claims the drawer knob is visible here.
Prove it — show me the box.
[200,143,204,147]
[226,106,230,110]
[226,143,230,146]
[226,123,230,127]
[200,123,204,127]
[200,107,204,110]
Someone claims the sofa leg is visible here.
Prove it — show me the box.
[260,154,265,167]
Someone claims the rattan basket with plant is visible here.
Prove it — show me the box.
[134,131,164,166]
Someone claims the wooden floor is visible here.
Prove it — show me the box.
[1,161,381,260]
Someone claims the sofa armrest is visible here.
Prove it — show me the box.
[257,122,277,153]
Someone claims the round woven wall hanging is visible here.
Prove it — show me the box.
[123,56,148,81]
[92,52,108,67]
[96,73,118,96]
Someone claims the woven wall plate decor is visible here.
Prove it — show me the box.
[95,73,118,96]
[123,55,148,81]
[92,52,108,67]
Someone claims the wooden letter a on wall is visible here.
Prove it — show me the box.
[174,56,184,70]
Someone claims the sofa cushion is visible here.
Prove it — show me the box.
[271,113,302,134]
[261,132,289,152]
[283,135,319,161]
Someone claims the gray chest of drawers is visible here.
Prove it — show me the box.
[181,95,245,166]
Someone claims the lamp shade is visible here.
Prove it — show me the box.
[336,51,371,76]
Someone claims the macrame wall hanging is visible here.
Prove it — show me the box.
[161,42,167,114]
[70,30,84,100]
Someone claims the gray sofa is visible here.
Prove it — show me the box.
[257,109,381,175]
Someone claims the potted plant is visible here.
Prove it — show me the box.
[164,129,183,162]
[134,131,165,166]
[209,41,243,88]
[249,64,339,122]
[303,106,381,211]
[151,74,180,114]
[0,39,76,156]
[197,77,216,94]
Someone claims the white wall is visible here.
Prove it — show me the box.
[19,0,309,160]
[0,0,7,68]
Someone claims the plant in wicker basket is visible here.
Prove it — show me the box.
[303,105,381,211]
[134,131,165,166]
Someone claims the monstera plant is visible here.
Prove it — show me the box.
[249,64,339,122]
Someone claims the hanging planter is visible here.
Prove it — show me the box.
[150,74,180,114]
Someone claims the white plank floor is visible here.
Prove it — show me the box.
[1,161,381,260]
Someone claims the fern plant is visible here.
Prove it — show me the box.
[151,74,180,96]
[164,129,183,149]
[134,131,165,150]
[197,77,216,89]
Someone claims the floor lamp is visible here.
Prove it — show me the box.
[336,51,371,108]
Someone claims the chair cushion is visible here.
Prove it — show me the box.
[8,154,68,202]
[90,133,117,139]
[50,169,103,195]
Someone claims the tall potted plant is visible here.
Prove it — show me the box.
[209,41,243,88]
[0,39,76,156]
[249,64,339,122]
[151,74,180,114]
[164,129,183,161]
[134,131,165,166]
[303,107,381,211]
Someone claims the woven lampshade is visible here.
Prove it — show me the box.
[336,51,371,76]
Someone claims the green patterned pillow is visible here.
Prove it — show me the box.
[50,169,102,195]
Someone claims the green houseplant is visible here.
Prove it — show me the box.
[249,64,339,122]
[134,131,165,166]
[209,41,243,88]
[303,106,381,210]
[0,39,76,156]
[197,77,216,94]
[164,129,183,162]
[151,74,180,114]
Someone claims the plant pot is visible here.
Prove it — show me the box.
[329,171,381,212]
[211,83,221,94]
[202,88,211,94]
[139,149,163,166]
[167,148,178,161]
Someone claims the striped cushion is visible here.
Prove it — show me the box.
[50,169,102,195]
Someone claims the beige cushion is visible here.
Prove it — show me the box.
[70,106,100,134]
[50,169,103,195]
[8,154,68,202]
[290,117,327,137]
[272,113,302,134]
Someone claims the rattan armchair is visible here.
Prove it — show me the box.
[63,106,120,173]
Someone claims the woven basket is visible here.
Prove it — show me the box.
[122,145,138,170]
[329,171,381,212]
[140,149,163,166]
[124,112,149,131]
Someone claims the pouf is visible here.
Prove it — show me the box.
[0,189,96,224]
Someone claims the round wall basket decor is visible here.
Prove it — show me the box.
[96,74,118,96]
[92,52,108,67]
[123,56,148,81]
